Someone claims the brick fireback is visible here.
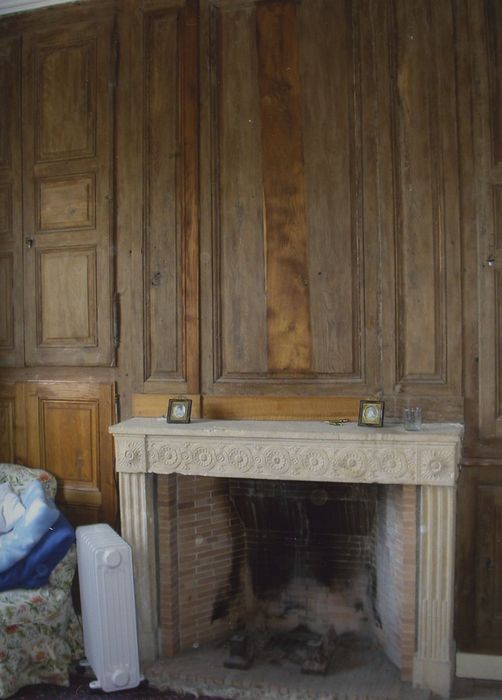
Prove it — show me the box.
[156,474,416,681]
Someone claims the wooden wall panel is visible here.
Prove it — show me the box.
[37,174,95,231]
[35,40,96,162]
[142,0,199,393]
[21,381,117,527]
[201,0,380,395]
[38,247,97,346]
[0,253,14,351]
[217,3,267,377]
[456,464,502,654]
[0,384,15,463]
[385,0,462,397]
[476,484,502,643]
[22,19,114,367]
[0,37,23,368]
[256,1,312,373]
[299,0,376,380]
[474,0,502,438]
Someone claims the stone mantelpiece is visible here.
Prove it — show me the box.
[112,417,462,486]
[110,418,463,698]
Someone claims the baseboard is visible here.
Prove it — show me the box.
[456,652,502,681]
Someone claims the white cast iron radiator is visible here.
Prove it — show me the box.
[76,524,143,692]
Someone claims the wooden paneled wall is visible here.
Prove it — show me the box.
[1,0,502,653]
[0,0,490,421]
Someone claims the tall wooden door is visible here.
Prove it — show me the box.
[22,18,115,367]
[19,381,117,528]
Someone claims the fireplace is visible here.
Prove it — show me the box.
[110,418,463,698]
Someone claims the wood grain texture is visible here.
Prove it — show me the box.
[21,381,117,527]
[0,36,23,368]
[299,0,360,376]
[0,253,14,350]
[0,383,15,462]
[202,395,360,421]
[256,0,312,373]
[181,0,200,393]
[476,484,502,644]
[144,8,183,382]
[142,0,199,392]
[34,40,96,162]
[37,174,95,231]
[38,247,97,346]
[456,463,502,654]
[390,0,462,392]
[201,0,380,395]
[22,18,114,367]
[131,393,360,421]
[217,3,267,376]
[472,0,502,439]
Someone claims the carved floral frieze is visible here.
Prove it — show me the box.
[113,433,460,486]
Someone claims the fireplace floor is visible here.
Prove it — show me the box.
[146,640,432,700]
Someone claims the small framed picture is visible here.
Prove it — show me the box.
[167,398,192,424]
[358,400,384,428]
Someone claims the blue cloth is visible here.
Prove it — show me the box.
[0,513,75,591]
[0,480,59,573]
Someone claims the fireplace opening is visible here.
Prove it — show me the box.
[156,473,417,694]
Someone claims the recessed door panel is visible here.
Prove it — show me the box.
[22,381,116,528]
[34,40,96,162]
[37,174,95,232]
[37,247,96,346]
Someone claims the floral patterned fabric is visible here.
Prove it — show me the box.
[0,464,83,699]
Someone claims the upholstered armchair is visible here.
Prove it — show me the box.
[0,463,83,699]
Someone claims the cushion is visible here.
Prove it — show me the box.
[0,482,25,533]
[0,480,59,573]
[0,513,75,591]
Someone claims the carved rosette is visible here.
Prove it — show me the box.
[418,447,457,485]
[116,437,146,473]
[376,448,415,482]
[147,442,180,471]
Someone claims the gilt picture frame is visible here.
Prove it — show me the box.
[358,400,384,427]
[167,398,192,424]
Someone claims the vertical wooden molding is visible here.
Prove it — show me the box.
[183,0,200,393]
[256,1,312,373]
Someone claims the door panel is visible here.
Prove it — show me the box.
[476,485,502,643]
[0,37,23,367]
[37,247,97,347]
[0,383,16,463]
[21,381,117,528]
[22,19,115,366]
[34,40,96,163]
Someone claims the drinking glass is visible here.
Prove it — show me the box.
[403,407,422,431]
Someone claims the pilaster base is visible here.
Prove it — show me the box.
[413,651,455,698]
